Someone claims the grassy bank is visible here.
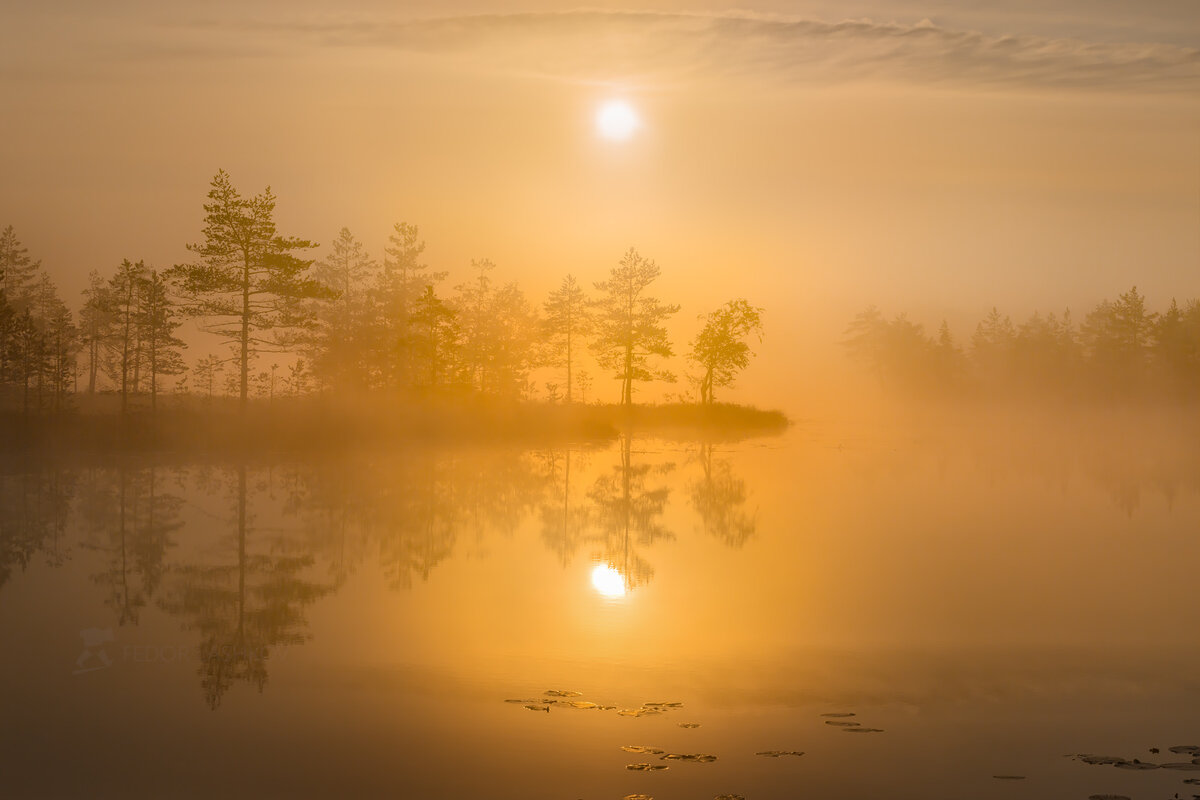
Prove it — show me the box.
[0,396,790,456]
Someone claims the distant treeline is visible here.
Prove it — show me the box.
[0,171,765,417]
[845,287,1200,400]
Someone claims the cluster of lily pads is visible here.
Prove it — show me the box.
[507,691,899,799]
[1070,745,1200,800]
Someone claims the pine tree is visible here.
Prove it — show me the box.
[375,222,445,389]
[0,225,40,311]
[137,269,187,411]
[311,227,376,390]
[592,248,679,405]
[170,170,326,410]
[542,275,593,403]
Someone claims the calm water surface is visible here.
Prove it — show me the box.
[3,422,1199,799]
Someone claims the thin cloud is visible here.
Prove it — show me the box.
[196,10,1200,93]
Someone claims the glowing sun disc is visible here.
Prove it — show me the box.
[596,100,640,140]
[591,564,627,597]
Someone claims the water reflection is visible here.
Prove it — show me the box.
[0,463,73,587]
[587,435,674,592]
[8,422,1200,719]
[690,442,756,548]
[590,563,626,598]
[82,464,183,626]
[156,464,334,709]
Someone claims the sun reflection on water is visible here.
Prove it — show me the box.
[590,564,627,598]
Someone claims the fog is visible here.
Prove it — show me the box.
[4,4,1200,799]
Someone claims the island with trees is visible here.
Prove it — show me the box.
[0,171,785,452]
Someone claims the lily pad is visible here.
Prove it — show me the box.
[626,763,669,771]
[523,704,549,712]
[623,795,653,800]
[715,795,746,800]
[1114,760,1158,770]
[678,723,701,729]
[622,745,665,755]
[825,720,860,727]
[544,689,582,697]
[756,750,805,758]
[660,753,717,763]
[618,708,662,718]
[1171,746,1200,754]
[842,727,884,733]
[567,701,599,709]
[1077,755,1127,766]
[821,712,856,717]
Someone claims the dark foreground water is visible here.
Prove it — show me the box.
[2,422,1199,799]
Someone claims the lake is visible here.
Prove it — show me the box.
[3,417,1199,799]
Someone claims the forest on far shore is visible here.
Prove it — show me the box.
[844,287,1200,402]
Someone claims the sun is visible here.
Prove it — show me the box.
[596,100,640,141]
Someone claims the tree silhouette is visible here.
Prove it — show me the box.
[409,285,460,389]
[79,270,112,395]
[0,225,40,310]
[375,222,445,389]
[542,275,594,403]
[689,299,763,404]
[104,259,146,414]
[310,227,376,391]
[137,269,187,411]
[170,170,327,411]
[592,248,679,405]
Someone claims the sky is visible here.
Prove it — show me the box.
[1,1,1198,407]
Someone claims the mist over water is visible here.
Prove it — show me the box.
[4,415,1200,798]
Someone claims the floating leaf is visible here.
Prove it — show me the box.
[544,689,582,697]
[842,727,884,733]
[1160,763,1200,770]
[756,750,805,758]
[825,721,860,727]
[645,702,683,708]
[661,753,718,763]
[821,712,856,718]
[623,795,653,800]
[715,795,746,800]
[618,708,662,718]
[567,701,599,709]
[1171,746,1200,754]
[678,723,701,729]
[523,704,549,713]
[1114,760,1158,770]
[626,763,669,771]
[1077,755,1127,766]
[622,745,665,755]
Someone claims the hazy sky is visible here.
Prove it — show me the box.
[2,1,1197,405]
